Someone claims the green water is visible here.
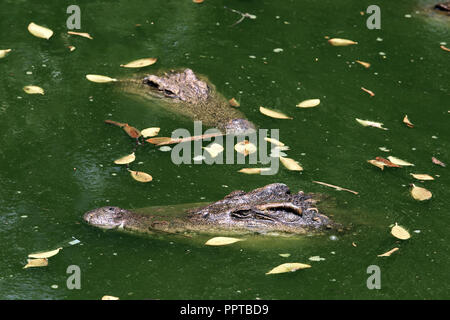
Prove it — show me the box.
[0,0,449,299]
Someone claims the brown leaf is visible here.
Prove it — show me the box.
[378,247,399,257]
[229,98,240,107]
[122,124,141,139]
[355,60,371,68]
[361,87,375,97]
[440,45,450,52]
[403,115,414,128]
[432,157,446,167]
[375,157,401,168]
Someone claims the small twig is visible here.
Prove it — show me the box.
[224,6,256,27]
[147,132,225,146]
[312,181,359,195]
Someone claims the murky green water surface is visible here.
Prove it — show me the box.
[0,0,449,299]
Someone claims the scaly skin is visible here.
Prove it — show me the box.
[83,184,336,236]
[122,68,255,134]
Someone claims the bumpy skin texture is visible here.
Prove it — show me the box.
[84,184,335,236]
[141,69,255,134]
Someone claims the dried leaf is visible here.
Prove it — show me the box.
[238,168,271,174]
[368,159,385,170]
[68,31,93,40]
[129,170,153,183]
[234,140,257,156]
[28,247,62,259]
[193,0,204,3]
[308,256,325,262]
[361,87,375,97]
[432,157,446,167]
[120,58,157,68]
[279,253,291,258]
[23,85,45,95]
[146,137,174,145]
[229,98,240,107]
[440,45,450,52]
[391,223,411,240]
[28,22,53,39]
[68,46,76,52]
[86,74,118,83]
[375,157,401,168]
[296,99,320,108]
[264,137,285,146]
[141,127,160,138]
[0,49,12,59]
[280,157,303,171]
[114,153,135,165]
[378,247,399,257]
[328,38,358,46]
[23,258,48,269]
[259,106,293,119]
[122,124,141,139]
[410,173,434,181]
[355,60,370,68]
[387,156,414,167]
[410,184,432,201]
[205,237,243,246]
[203,143,224,158]
[355,118,387,130]
[102,295,119,300]
[266,263,311,275]
[379,147,390,152]
[403,115,414,128]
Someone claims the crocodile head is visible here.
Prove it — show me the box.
[187,183,333,234]
[83,206,133,230]
[83,184,335,235]
[143,68,210,104]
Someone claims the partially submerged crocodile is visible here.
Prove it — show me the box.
[124,68,255,135]
[84,184,336,236]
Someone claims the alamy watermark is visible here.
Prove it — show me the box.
[66,5,81,30]
[366,5,381,29]
[170,121,280,175]
[366,265,381,289]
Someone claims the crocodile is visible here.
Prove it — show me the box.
[123,68,255,135]
[84,183,336,236]
[434,2,450,13]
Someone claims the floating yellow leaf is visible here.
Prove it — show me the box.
[102,295,119,300]
[403,115,414,128]
[279,253,291,258]
[234,140,257,156]
[28,247,62,259]
[411,184,432,201]
[387,156,414,167]
[23,85,44,95]
[205,237,243,246]
[259,106,292,119]
[355,118,387,130]
[391,223,411,240]
[28,22,53,39]
[296,99,320,108]
[68,46,76,52]
[266,263,311,275]
[264,137,285,146]
[280,157,303,171]
[355,60,371,68]
[229,98,240,107]
[68,31,93,40]
[328,38,358,46]
[193,0,204,3]
[140,127,160,138]
[23,258,48,269]
[146,137,174,145]
[203,143,224,158]
[114,153,135,165]
[86,74,118,83]
[410,173,434,181]
[367,159,385,170]
[238,168,271,174]
[0,49,12,59]
[120,58,157,68]
[378,247,399,257]
[129,170,153,183]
